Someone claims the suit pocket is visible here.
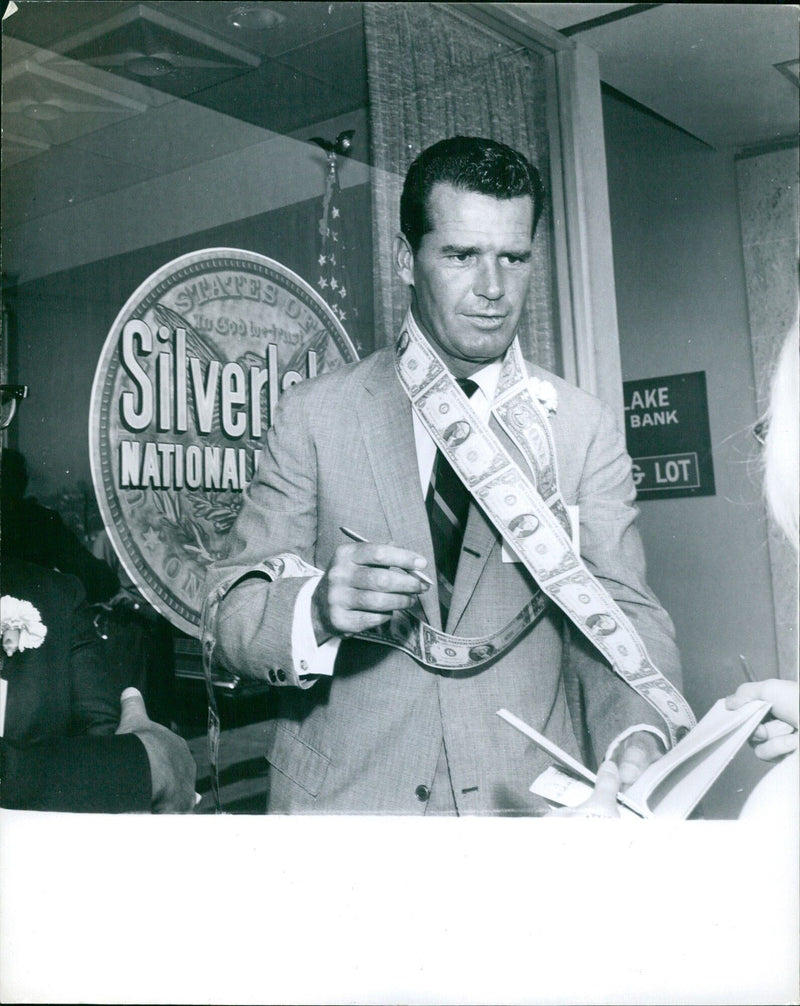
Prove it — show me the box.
[266,723,331,798]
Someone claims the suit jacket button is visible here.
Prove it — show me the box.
[415,785,430,802]
[277,669,286,682]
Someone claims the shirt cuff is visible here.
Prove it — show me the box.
[291,576,341,685]
[603,724,669,764]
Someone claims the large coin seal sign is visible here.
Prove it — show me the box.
[90,249,359,636]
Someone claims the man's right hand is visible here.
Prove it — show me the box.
[116,688,197,812]
[312,542,429,640]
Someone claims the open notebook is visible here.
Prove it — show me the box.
[497,698,771,819]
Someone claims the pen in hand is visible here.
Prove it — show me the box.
[339,526,433,587]
[738,654,758,683]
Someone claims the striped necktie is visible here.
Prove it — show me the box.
[425,377,478,627]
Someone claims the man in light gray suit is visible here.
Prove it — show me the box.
[206,136,687,815]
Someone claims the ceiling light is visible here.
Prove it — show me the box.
[226,4,285,32]
[22,101,66,121]
[125,53,176,78]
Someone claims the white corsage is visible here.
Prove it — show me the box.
[529,376,558,414]
[1,596,47,657]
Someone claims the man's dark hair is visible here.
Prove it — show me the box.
[400,136,546,253]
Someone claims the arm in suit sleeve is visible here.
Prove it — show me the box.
[207,383,332,685]
[568,398,684,764]
[0,734,151,812]
[64,573,121,736]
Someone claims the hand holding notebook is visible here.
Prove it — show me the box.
[498,697,772,819]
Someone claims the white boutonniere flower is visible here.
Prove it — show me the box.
[529,376,558,414]
[1,596,47,657]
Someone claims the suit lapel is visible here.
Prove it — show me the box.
[357,352,440,628]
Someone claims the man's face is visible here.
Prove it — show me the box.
[396,182,535,377]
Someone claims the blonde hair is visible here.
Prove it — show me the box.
[763,318,799,546]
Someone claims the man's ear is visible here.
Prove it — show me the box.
[394,233,415,287]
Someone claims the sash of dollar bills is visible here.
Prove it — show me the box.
[204,549,550,679]
[393,312,695,745]
[201,314,694,764]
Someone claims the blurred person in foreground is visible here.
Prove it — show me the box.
[571,319,799,819]
[2,559,120,745]
[0,561,196,812]
[1,448,195,810]
[725,320,798,819]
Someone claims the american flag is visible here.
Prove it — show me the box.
[312,131,358,340]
